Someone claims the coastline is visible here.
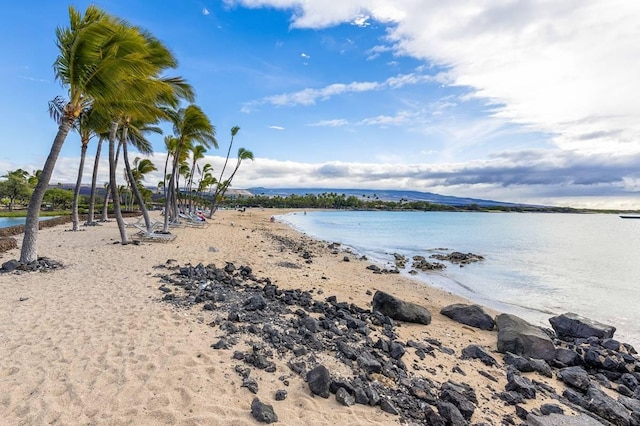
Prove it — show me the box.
[0,208,635,424]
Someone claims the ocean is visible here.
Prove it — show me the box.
[279,210,640,347]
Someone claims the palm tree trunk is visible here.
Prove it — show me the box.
[121,133,153,232]
[108,121,128,244]
[20,116,74,263]
[100,139,122,222]
[71,143,88,231]
[100,184,110,221]
[163,149,181,233]
[87,137,103,224]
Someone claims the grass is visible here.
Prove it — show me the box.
[0,210,70,218]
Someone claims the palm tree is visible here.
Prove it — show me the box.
[162,135,178,204]
[86,134,105,225]
[61,106,109,230]
[20,6,159,262]
[197,163,214,202]
[186,144,207,213]
[99,22,194,242]
[119,119,161,230]
[207,126,239,217]
[162,105,217,232]
[209,147,254,216]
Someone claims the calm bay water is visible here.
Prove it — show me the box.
[0,216,57,229]
[0,217,29,228]
[280,211,640,346]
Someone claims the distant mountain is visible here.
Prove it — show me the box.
[60,184,532,208]
[246,187,530,207]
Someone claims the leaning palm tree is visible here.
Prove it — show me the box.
[20,6,158,263]
[186,144,207,213]
[162,105,217,232]
[86,134,105,225]
[162,135,178,204]
[206,126,239,218]
[101,25,194,242]
[119,119,161,230]
[59,106,109,230]
[209,147,254,216]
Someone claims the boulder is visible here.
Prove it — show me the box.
[372,291,431,325]
[440,304,495,330]
[496,314,556,361]
[526,413,606,426]
[558,366,591,392]
[250,398,278,424]
[584,386,632,425]
[505,369,536,399]
[549,312,616,340]
[306,365,331,398]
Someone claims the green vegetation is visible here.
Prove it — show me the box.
[214,192,636,214]
[11,5,252,263]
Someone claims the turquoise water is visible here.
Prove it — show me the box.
[280,211,640,346]
[0,217,29,228]
[0,216,57,229]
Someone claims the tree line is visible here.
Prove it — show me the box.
[13,5,253,264]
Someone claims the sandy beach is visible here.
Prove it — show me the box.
[0,209,622,425]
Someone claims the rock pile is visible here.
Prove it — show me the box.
[430,252,485,265]
[1,257,64,273]
[155,260,640,425]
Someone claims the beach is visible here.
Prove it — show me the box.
[0,209,631,425]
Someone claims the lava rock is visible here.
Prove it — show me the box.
[549,312,616,341]
[496,314,555,361]
[372,290,431,325]
[250,398,278,424]
[440,304,495,330]
[335,387,355,406]
[306,365,331,398]
[461,344,498,367]
[505,369,536,399]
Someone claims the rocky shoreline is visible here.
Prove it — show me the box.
[154,242,640,425]
[1,208,638,425]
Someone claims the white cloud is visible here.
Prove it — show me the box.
[357,110,414,126]
[5,148,640,209]
[269,125,285,130]
[202,8,210,15]
[231,0,640,157]
[308,119,349,127]
[244,71,437,108]
[301,52,310,59]
[351,15,370,27]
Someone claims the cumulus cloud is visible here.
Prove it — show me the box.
[8,149,638,209]
[202,8,210,15]
[231,0,640,157]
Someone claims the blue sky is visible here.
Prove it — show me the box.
[2,1,640,208]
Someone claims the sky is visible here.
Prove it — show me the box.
[1,1,640,208]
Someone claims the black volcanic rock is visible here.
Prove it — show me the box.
[549,312,616,340]
[306,365,331,398]
[558,366,591,391]
[440,303,495,330]
[496,314,555,361]
[461,344,498,367]
[372,291,431,325]
[251,398,278,424]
